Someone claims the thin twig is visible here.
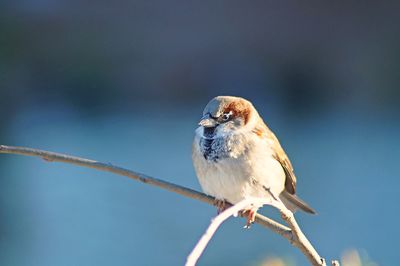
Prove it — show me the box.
[268,196,328,266]
[0,145,289,235]
[0,145,335,265]
[186,199,265,266]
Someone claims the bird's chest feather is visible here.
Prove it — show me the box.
[199,128,245,162]
[195,132,254,201]
[193,131,285,203]
[199,138,228,162]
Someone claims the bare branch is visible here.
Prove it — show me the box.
[186,199,261,266]
[0,145,334,265]
[267,195,328,266]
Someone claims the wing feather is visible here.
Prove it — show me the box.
[253,124,297,194]
[268,131,297,194]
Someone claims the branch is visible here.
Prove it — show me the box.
[0,145,337,266]
[186,199,258,266]
[267,194,328,266]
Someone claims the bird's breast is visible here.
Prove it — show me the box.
[192,131,286,204]
[199,137,228,162]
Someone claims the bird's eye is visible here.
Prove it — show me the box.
[221,111,232,121]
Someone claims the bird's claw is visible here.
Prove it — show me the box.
[213,199,227,214]
[242,209,257,229]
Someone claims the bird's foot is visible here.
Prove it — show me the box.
[213,199,228,214]
[242,209,257,229]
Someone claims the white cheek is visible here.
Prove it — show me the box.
[215,122,238,137]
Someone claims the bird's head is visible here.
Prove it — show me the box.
[198,96,259,138]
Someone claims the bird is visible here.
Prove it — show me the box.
[192,96,315,228]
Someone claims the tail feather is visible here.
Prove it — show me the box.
[279,191,316,214]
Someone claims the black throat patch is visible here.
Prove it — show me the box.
[200,127,218,161]
[203,127,216,138]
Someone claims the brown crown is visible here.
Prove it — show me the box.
[222,100,251,124]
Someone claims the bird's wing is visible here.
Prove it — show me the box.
[253,122,316,213]
[254,123,297,195]
[268,131,297,194]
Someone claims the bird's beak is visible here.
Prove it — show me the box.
[198,113,217,128]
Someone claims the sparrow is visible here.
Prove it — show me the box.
[192,96,315,227]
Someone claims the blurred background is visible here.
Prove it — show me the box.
[0,1,399,265]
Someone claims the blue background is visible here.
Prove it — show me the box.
[1,1,399,265]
